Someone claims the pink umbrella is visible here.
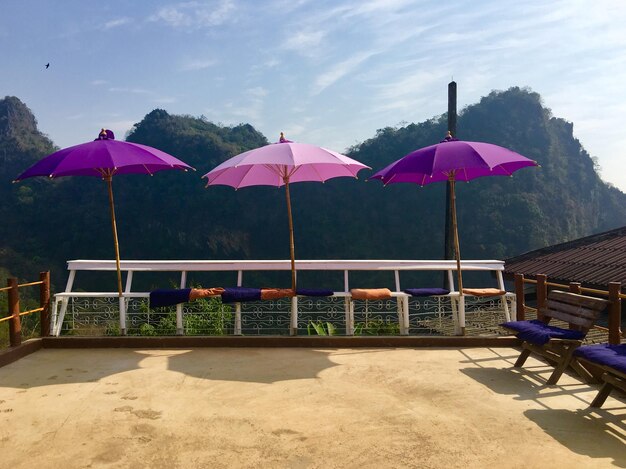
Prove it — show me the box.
[371,133,538,294]
[204,133,370,290]
[14,129,194,334]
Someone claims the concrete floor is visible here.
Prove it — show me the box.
[0,347,624,468]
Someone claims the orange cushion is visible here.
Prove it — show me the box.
[260,288,296,300]
[462,288,506,297]
[188,287,225,301]
[350,288,392,300]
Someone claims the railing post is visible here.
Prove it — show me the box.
[536,274,547,321]
[40,271,51,337]
[608,282,622,345]
[514,273,525,321]
[7,277,21,347]
[568,282,582,294]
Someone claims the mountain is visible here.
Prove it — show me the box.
[1,87,625,292]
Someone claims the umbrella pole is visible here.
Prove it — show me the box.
[283,176,296,291]
[105,175,126,335]
[449,174,465,335]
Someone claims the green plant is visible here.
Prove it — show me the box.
[307,321,338,336]
[139,323,157,336]
[357,318,400,336]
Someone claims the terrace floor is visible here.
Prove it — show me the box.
[1,346,625,468]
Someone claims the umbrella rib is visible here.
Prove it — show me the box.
[307,164,324,182]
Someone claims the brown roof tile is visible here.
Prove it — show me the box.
[504,226,626,288]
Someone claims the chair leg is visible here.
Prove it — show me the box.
[570,358,599,384]
[514,347,532,368]
[590,380,614,408]
[547,345,577,385]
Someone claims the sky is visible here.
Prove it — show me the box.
[2,0,626,191]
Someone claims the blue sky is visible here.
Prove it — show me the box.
[2,0,626,191]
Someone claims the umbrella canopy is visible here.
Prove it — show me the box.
[14,129,194,334]
[204,133,370,290]
[371,133,538,303]
[15,130,191,179]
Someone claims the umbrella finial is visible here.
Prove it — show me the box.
[441,131,458,143]
[96,128,115,141]
[278,132,292,143]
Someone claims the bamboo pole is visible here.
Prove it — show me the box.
[105,174,126,335]
[283,176,296,291]
[448,174,463,295]
[105,176,123,298]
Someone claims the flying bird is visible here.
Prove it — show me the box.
[45,63,49,69]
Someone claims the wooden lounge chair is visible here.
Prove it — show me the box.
[501,290,609,385]
[573,344,626,407]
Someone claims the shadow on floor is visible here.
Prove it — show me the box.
[525,407,626,468]
[166,348,340,384]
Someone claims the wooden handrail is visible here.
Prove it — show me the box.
[1,272,51,347]
[18,281,44,288]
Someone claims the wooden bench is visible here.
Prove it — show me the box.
[573,344,626,408]
[502,290,609,385]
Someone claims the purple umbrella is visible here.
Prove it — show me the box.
[371,133,538,295]
[204,133,370,290]
[14,129,194,334]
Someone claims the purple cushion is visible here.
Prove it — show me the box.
[501,319,586,345]
[574,344,626,375]
[150,288,191,308]
[221,287,262,303]
[296,288,335,297]
[404,288,450,297]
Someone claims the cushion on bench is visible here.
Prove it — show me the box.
[189,287,225,301]
[260,288,295,300]
[404,288,450,297]
[150,288,192,308]
[574,344,626,375]
[501,319,586,345]
[350,288,392,300]
[296,288,335,297]
[221,287,262,303]
[463,288,506,296]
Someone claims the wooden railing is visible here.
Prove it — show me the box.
[514,273,623,344]
[0,272,51,347]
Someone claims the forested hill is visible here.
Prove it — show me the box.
[1,87,625,291]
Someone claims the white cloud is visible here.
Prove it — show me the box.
[103,17,132,30]
[283,30,326,55]
[313,51,377,95]
[180,58,217,71]
[109,87,151,94]
[153,97,178,104]
[149,0,236,29]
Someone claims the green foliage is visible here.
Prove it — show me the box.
[126,295,233,336]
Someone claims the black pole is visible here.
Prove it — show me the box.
[444,81,457,288]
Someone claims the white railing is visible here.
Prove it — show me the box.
[51,259,515,337]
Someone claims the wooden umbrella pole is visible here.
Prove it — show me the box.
[283,176,296,291]
[105,175,124,298]
[449,174,463,295]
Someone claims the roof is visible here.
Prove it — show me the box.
[504,226,626,288]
